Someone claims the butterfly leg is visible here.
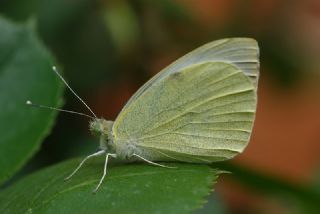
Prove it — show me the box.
[132,153,176,169]
[64,150,105,181]
[93,153,117,193]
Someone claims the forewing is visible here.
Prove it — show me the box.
[120,38,259,113]
[113,62,257,162]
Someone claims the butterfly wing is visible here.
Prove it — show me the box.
[113,45,259,163]
[120,38,259,115]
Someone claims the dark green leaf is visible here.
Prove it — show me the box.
[0,158,219,214]
[0,16,64,184]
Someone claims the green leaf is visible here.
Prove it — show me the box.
[0,16,64,184]
[0,158,219,214]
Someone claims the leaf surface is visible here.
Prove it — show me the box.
[0,159,220,214]
[0,17,64,184]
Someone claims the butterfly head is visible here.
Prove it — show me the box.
[89,118,114,151]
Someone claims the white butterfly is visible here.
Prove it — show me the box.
[27,38,259,192]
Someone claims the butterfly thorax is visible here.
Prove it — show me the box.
[89,119,115,153]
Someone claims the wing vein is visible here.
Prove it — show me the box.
[141,88,254,135]
[137,129,249,142]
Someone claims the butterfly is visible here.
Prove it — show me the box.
[27,38,259,192]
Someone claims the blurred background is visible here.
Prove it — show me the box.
[1,0,320,213]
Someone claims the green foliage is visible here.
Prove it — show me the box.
[0,17,64,184]
[0,159,219,214]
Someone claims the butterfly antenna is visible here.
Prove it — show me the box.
[26,100,95,119]
[52,66,97,118]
